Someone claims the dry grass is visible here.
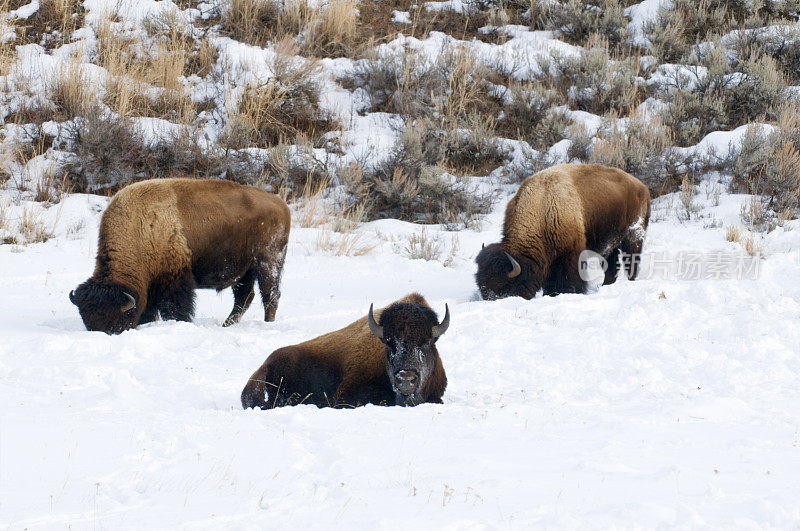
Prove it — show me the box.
[19,205,57,244]
[678,176,696,220]
[725,224,742,242]
[292,178,332,228]
[404,227,443,261]
[221,0,359,57]
[223,51,339,148]
[313,227,377,256]
[8,0,85,50]
[96,18,197,121]
[50,58,94,120]
[34,169,72,204]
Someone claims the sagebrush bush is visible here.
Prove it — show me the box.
[728,105,800,218]
[61,106,261,192]
[540,37,643,116]
[654,43,789,146]
[590,110,683,195]
[339,124,494,226]
[343,45,499,124]
[535,0,633,54]
[497,83,571,150]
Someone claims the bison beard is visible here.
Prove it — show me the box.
[240,294,449,409]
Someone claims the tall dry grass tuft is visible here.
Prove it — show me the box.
[51,58,94,120]
[223,51,338,148]
[221,0,359,57]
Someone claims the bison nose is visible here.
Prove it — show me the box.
[395,370,419,394]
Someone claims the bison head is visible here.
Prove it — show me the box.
[368,301,449,406]
[475,243,539,300]
[69,279,140,334]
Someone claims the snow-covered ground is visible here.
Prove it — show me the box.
[2,181,800,528]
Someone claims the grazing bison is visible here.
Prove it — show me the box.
[476,163,650,300]
[70,178,290,334]
[241,293,449,409]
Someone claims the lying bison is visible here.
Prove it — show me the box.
[70,178,290,334]
[476,163,650,299]
[241,293,449,409]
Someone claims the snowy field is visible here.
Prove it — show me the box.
[2,181,800,528]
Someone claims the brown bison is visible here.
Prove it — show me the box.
[476,163,650,299]
[70,178,290,334]
[241,293,449,409]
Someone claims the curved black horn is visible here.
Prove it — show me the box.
[367,303,383,340]
[481,243,485,250]
[121,292,136,312]
[69,290,76,302]
[505,252,521,279]
[432,304,450,338]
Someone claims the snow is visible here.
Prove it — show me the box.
[2,182,800,528]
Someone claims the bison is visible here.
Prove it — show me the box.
[69,178,290,334]
[476,163,650,300]
[241,293,449,409]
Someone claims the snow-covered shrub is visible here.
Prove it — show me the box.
[645,0,800,63]
[540,37,643,116]
[497,83,571,151]
[655,45,788,147]
[590,109,681,195]
[725,24,800,84]
[343,45,498,124]
[535,0,633,54]
[725,54,787,126]
[61,107,246,191]
[340,124,493,226]
[439,116,508,175]
[729,107,800,218]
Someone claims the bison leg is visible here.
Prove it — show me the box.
[545,251,588,295]
[138,302,159,325]
[603,248,622,285]
[620,237,644,280]
[254,243,287,322]
[156,272,196,322]
[223,268,256,327]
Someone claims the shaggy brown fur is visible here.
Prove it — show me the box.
[70,178,290,334]
[476,164,650,299]
[241,293,448,409]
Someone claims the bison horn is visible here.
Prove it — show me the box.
[481,243,485,250]
[121,292,136,312]
[367,303,384,340]
[69,290,76,303]
[505,252,521,279]
[432,304,450,338]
